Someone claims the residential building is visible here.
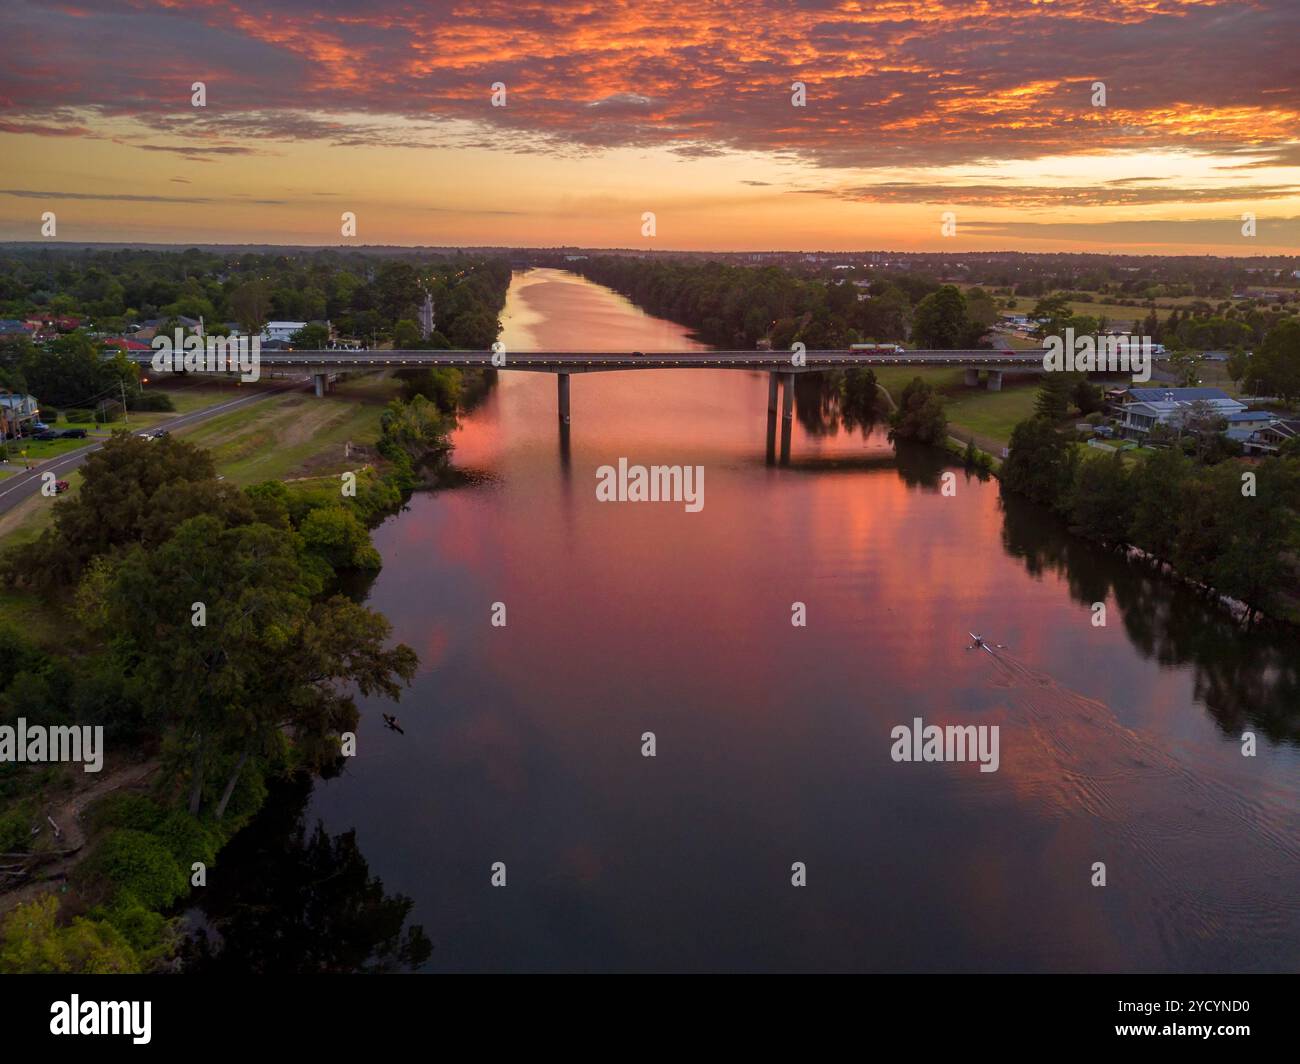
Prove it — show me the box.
[1240,418,1300,456]
[261,321,308,343]
[0,393,40,437]
[1115,387,1246,439]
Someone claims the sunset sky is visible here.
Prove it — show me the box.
[2,0,1298,253]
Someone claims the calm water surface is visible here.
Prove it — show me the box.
[198,269,1300,973]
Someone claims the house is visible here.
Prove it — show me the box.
[132,316,200,340]
[1224,410,1275,431]
[102,337,153,354]
[260,321,308,343]
[1240,418,1300,456]
[1115,387,1246,439]
[0,319,34,338]
[0,393,40,438]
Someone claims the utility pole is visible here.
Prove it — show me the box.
[121,379,130,425]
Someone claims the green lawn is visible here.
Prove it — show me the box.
[4,435,97,462]
[944,383,1040,449]
[175,376,399,484]
[870,365,1039,451]
[0,470,82,550]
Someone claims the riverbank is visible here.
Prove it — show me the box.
[0,384,459,971]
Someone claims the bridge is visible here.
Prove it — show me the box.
[129,348,1050,424]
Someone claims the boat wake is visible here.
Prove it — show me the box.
[975,644,1300,967]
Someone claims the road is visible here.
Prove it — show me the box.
[0,378,308,518]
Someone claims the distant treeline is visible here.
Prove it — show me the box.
[569,256,997,350]
[0,248,512,349]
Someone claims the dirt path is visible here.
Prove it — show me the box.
[0,760,158,919]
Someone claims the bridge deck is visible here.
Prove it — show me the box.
[130,348,1049,373]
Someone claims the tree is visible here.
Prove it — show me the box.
[964,287,1000,331]
[1246,319,1300,399]
[1167,349,1200,387]
[1207,458,1300,617]
[1035,374,1073,421]
[106,516,417,818]
[888,377,947,444]
[291,323,330,349]
[444,307,499,349]
[1,433,254,588]
[856,283,909,341]
[911,286,970,349]
[1128,446,1191,560]
[1068,451,1133,543]
[229,280,272,336]
[391,319,422,349]
[1001,416,1078,511]
[1226,348,1250,385]
[1030,292,1074,339]
[1072,378,1104,415]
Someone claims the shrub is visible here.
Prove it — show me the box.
[0,798,35,853]
[89,793,166,835]
[83,829,187,911]
[154,809,220,869]
[0,896,140,974]
[127,392,175,412]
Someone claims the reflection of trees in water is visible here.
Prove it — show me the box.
[183,776,433,973]
[459,366,498,413]
[792,370,880,439]
[891,439,948,490]
[999,490,1300,744]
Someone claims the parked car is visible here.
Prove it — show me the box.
[33,429,60,440]
[31,421,49,432]
[60,428,87,439]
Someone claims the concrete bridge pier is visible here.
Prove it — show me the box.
[964,367,980,387]
[313,372,328,398]
[768,372,779,414]
[558,372,571,424]
[986,370,1003,392]
[781,373,795,421]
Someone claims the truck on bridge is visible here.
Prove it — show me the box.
[849,343,906,355]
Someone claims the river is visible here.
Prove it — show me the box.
[191,268,1300,973]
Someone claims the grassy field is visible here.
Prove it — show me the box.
[172,374,400,484]
[0,469,83,550]
[0,376,403,551]
[0,376,402,652]
[949,282,1293,327]
[871,364,1040,451]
